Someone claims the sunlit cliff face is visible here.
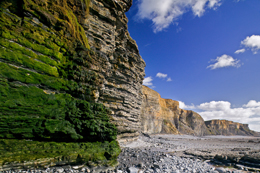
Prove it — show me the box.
[87,0,145,142]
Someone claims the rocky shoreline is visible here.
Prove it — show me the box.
[116,148,215,173]
[2,134,260,173]
[117,134,260,173]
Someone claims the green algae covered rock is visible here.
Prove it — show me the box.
[0,78,117,142]
[0,139,120,169]
[0,0,120,168]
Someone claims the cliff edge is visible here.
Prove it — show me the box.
[141,86,259,137]
[205,119,259,136]
[141,86,210,136]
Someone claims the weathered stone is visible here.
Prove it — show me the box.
[140,86,259,137]
[0,0,143,169]
[86,0,146,142]
[141,86,210,136]
[215,167,226,173]
[56,168,64,173]
[205,120,259,136]
[127,167,139,173]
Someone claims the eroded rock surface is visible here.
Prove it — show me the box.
[119,134,260,173]
[141,86,210,136]
[140,86,260,137]
[0,0,144,168]
[205,120,260,137]
[87,0,146,142]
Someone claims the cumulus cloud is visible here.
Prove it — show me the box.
[143,76,153,86]
[241,35,260,54]
[179,101,196,110]
[198,101,231,111]
[176,100,260,131]
[192,0,221,17]
[137,0,221,32]
[207,54,241,70]
[156,72,168,78]
[208,0,221,8]
[167,77,172,82]
[144,73,172,87]
[234,48,245,54]
[196,100,260,132]
[249,123,260,132]
[243,100,260,108]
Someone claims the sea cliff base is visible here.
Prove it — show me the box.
[117,134,260,173]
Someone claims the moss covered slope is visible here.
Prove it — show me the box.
[0,0,120,168]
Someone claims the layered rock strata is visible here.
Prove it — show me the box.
[86,0,146,142]
[141,86,210,136]
[141,86,259,136]
[205,120,259,136]
[0,0,144,168]
[0,0,145,143]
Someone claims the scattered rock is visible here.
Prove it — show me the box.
[215,167,226,173]
[56,168,64,173]
[235,164,244,170]
[127,167,140,173]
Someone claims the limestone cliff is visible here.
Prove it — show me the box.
[205,120,259,136]
[141,86,259,137]
[141,86,210,136]
[0,0,144,168]
[87,0,146,142]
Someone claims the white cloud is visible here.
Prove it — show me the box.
[137,0,221,32]
[243,100,260,108]
[249,123,260,132]
[176,100,260,132]
[167,77,172,82]
[179,101,186,109]
[192,0,220,17]
[207,54,241,70]
[198,101,231,111]
[192,0,208,17]
[196,100,260,132]
[156,72,168,78]
[241,35,260,54]
[208,0,221,8]
[179,101,196,110]
[143,76,153,86]
[234,48,245,54]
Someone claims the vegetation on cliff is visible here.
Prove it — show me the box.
[0,0,120,168]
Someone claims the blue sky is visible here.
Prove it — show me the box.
[126,0,260,132]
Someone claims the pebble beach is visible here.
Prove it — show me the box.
[2,134,260,173]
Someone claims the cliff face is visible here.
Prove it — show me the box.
[141,86,259,137]
[0,0,144,168]
[141,86,179,134]
[141,86,210,136]
[205,120,259,136]
[86,0,146,142]
[0,0,145,140]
